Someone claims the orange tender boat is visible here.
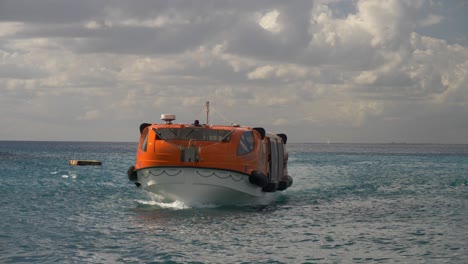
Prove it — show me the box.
[127,110,293,204]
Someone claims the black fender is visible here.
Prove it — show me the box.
[277,175,293,191]
[127,165,141,187]
[249,171,268,188]
[139,123,151,134]
[253,127,266,140]
[277,133,287,144]
[262,182,277,192]
[286,175,293,187]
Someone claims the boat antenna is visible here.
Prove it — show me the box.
[206,101,210,124]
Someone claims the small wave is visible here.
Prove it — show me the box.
[136,199,190,209]
[136,199,224,209]
[60,173,77,179]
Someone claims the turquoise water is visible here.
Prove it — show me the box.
[0,141,467,263]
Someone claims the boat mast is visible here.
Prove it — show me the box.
[206,101,210,124]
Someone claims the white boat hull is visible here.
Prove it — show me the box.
[137,167,270,205]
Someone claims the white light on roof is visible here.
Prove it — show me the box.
[161,114,176,124]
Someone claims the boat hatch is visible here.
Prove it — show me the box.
[180,146,199,162]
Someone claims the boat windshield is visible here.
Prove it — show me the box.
[154,128,233,142]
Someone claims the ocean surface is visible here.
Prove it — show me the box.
[0,141,467,263]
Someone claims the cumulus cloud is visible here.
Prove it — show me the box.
[0,22,24,37]
[247,64,308,80]
[0,0,467,143]
[419,14,443,27]
[78,110,101,121]
[258,10,282,33]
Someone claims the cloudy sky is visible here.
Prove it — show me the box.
[0,0,467,143]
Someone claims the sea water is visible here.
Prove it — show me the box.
[0,141,467,263]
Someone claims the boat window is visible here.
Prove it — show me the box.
[269,138,279,182]
[140,127,149,152]
[237,131,255,155]
[278,141,284,178]
[154,128,232,142]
